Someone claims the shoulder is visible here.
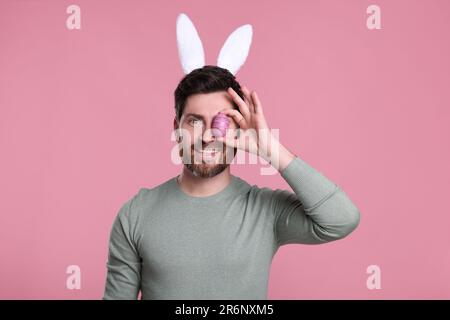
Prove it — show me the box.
[116,176,175,224]
[235,175,301,210]
[136,176,175,205]
[233,175,283,207]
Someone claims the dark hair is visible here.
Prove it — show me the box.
[174,65,244,122]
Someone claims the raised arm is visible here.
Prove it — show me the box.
[215,85,360,246]
[272,156,361,246]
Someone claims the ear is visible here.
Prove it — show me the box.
[176,13,206,74]
[217,24,253,75]
[174,117,181,135]
[174,117,183,142]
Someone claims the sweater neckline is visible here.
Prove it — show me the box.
[172,174,238,203]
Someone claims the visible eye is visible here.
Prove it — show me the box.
[189,118,202,126]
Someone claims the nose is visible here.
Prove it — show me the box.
[202,120,216,145]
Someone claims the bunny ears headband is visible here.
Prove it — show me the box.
[176,13,253,75]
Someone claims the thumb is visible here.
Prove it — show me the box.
[216,134,239,149]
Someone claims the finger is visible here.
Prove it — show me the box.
[241,85,255,113]
[251,90,264,115]
[227,87,251,122]
[224,127,247,151]
[216,133,239,149]
[241,85,251,105]
[219,108,247,128]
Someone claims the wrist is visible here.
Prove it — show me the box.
[261,139,295,172]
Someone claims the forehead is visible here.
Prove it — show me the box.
[184,91,235,117]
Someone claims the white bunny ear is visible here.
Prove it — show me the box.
[217,24,253,75]
[176,13,206,74]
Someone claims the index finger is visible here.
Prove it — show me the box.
[227,87,251,123]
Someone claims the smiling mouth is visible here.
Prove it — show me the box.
[193,148,222,161]
[197,148,218,155]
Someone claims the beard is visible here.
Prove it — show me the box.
[179,142,237,179]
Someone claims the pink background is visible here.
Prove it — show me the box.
[1,0,449,299]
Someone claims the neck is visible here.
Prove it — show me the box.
[177,166,232,197]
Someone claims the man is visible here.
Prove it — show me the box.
[103,66,360,300]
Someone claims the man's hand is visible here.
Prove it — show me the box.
[217,85,295,172]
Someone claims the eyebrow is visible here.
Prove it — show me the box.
[184,113,206,120]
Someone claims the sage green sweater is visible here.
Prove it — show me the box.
[103,156,360,299]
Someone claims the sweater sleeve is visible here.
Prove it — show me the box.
[272,156,360,247]
[103,197,142,300]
